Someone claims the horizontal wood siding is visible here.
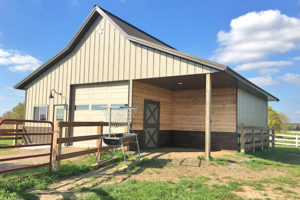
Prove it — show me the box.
[132,81,172,131]
[172,88,237,132]
[25,14,218,124]
[132,81,237,133]
[237,88,268,127]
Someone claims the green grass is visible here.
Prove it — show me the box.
[78,177,243,200]
[197,155,233,165]
[235,146,300,171]
[0,150,127,200]
[0,136,22,151]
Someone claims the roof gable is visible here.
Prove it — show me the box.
[96,6,175,49]
[13,5,278,102]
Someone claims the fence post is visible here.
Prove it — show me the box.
[296,135,298,147]
[268,129,270,150]
[252,129,255,153]
[240,123,245,153]
[97,124,103,160]
[124,126,129,150]
[52,121,62,171]
[13,123,18,146]
[272,129,275,149]
[261,129,264,151]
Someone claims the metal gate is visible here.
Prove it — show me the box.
[143,100,160,148]
[0,119,54,174]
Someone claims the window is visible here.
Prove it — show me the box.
[92,104,107,110]
[111,104,128,110]
[56,108,64,121]
[33,106,47,121]
[74,105,89,110]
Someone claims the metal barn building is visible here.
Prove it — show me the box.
[15,5,278,151]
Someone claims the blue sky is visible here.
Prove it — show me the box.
[0,0,300,122]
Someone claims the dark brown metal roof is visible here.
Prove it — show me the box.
[100,7,175,49]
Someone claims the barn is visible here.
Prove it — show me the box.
[14,5,278,153]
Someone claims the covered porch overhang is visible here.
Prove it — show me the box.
[131,72,244,160]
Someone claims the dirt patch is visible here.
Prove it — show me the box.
[31,148,300,200]
[0,147,89,171]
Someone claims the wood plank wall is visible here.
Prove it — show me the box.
[132,81,236,133]
[132,81,172,130]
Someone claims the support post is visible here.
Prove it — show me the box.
[129,79,133,107]
[52,121,62,171]
[271,129,275,149]
[205,73,211,160]
[240,123,245,153]
[296,135,298,147]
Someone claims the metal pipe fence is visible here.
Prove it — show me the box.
[0,119,54,174]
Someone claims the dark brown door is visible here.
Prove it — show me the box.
[143,100,160,148]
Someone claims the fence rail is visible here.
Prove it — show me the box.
[239,123,274,153]
[275,134,299,147]
[52,121,129,171]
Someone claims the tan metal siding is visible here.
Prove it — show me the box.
[25,15,218,122]
[237,88,268,127]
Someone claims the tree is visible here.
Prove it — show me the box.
[1,103,24,119]
[279,113,290,132]
[268,106,282,131]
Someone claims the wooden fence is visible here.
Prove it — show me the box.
[52,121,128,171]
[239,123,275,153]
[0,121,23,145]
[275,134,299,147]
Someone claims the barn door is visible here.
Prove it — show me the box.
[143,100,160,149]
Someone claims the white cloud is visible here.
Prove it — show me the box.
[235,60,293,71]
[0,48,41,72]
[248,76,278,86]
[258,68,280,76]
[0,96,4,100]
[6,87,25,97]
[213,10,300,64]
[279,73,300,86]
[295,111,300,114]
[293,56,300,60]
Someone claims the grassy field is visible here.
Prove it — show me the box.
[0,146,299,200]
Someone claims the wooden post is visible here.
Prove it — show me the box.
[205,73,211,160]
[240,123,245,153]
[261,129,264,151]
[52,121,62,171]
[97,125,103,146]
[268,129,270,150]
[252,128,255,153]
[13,124,18,146]
[271,129,275,149]
[124,126,129,150]
[97,125,103,160]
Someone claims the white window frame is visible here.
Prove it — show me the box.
[33,106,48,121]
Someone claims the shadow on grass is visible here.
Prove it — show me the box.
[246,146,300,165]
